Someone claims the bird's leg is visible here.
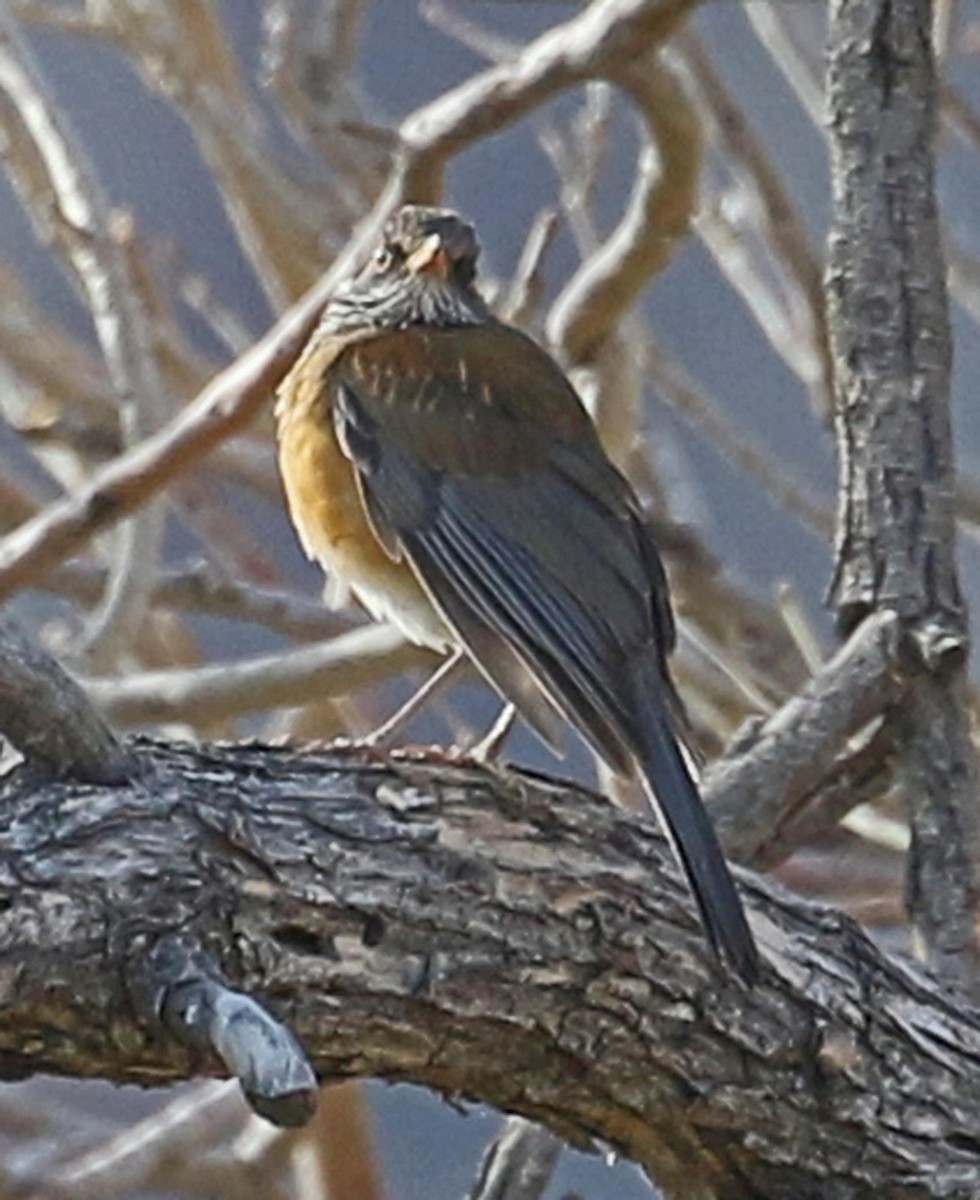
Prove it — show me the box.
[360,648,466,747]
[465,703,518,763]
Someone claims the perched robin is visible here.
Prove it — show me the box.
[276,204,759,982]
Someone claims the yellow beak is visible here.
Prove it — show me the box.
[405,234,450,280]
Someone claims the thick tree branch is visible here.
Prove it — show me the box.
[705,610,903,865]
[0,740,977,1200]
[0,614,130,783]
[827,0,960,630]
[826,0,980,986]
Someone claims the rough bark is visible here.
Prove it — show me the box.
[0,614,131,783]
[0,738,979,1200]
[827,0,980,988]
[827,0,960,631]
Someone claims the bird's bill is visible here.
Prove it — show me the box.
[405,233,451,280]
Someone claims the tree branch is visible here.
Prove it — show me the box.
[469,1117,561,1200]
[826,0,980,988]
[705,610,903,865]
[0,614,130,783]
[82,624,430,727]
[0,739,977,1199]
[546,51,700,368]
[0,13,170,665]
[399,0,696,203]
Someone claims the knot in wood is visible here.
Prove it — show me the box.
[903,617,969,678]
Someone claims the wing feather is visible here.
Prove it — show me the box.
[329,326,671,772]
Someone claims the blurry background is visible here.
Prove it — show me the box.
[0,0,977,1196]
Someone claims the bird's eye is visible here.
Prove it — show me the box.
[372,246,394,272]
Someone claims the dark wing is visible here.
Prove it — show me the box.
[331,322,674,773]
[333,322,759,980]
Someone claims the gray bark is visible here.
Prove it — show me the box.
[827,0,980,989]
[0,738,978,1200]
[0,614,131,783]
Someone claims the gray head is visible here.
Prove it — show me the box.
[374,206,481,289]
[323,205,489,336]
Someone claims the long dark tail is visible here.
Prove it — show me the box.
[630,672,759,984]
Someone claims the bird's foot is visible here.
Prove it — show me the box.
[356,649,467,748]
[461,703,517,764]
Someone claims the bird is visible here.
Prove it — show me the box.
[275,204,759,983]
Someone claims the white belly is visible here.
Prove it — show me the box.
[348,571,453,652]
[312,538,452,653]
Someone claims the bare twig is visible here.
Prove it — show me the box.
[0,272,334,602]
[100,1,327,307]
[83,624,430,727]
[777,581,826,675]
[261,0,379,205]
[675,31,831,416]
[743,2,824,129]
[7,2,99,35]
[0,13,169,667]
[0,260,113,417]
[21,1082,244,1200]
[643,335,833,538]
[180,271,255,357]
[498,208,559,326]
[47,562,347,643]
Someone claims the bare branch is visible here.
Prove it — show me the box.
[261,0,380,207]
[643,335,833,538]
[676,31,831,417]
[0,739,978,1199]
[0,275,334,602]
[827,0,980,988]
[547,53,700,365]
[706,611,903,865]
[0,615,131,783]
[83,624,431,727]
[469,1118,561,1200]
[47,562,347,643]
[20,1082,247,1200]
[0,13,169,666]
[399,0,697,202]
[99,1,328,306]
[498,208,559,327]
[743,3,824,130]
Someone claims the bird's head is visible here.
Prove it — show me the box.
[370,205,481,290]
[325,205,488,335]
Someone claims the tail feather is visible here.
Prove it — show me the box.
[631,678,759,984]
